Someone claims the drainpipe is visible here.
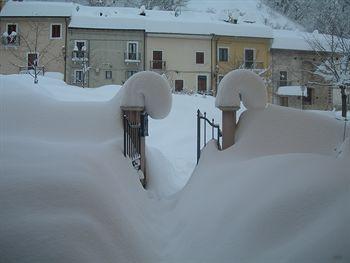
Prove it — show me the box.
[64,17,69,83]
[143,30,146,71]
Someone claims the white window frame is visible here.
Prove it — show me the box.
[126,41,139,61]
[74,69,84,84]
[5,23,19,45]
[105,70,112,79]
[6,23,18,34]
[50,23,62,40]
[196,74,210,93]
[217,46,229,62]
[195,51,205,64]
[74,40,87,51]
[243,48,256,62]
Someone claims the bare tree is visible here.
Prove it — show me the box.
[2,21,64,84]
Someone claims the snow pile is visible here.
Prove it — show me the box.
[120,71,172,119]
[1,74,349,262]
[215,69,267,110]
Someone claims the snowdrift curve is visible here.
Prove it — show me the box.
[120,71,172,119]
[215,69,267,110]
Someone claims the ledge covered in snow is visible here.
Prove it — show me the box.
[277,86,308,97]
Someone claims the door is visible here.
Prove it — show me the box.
[197,75,207,93]
[152,51,163,69]
[27,53,38,70]
[244,49,254,68]
[175,80,184,92]
[280,97,288,107]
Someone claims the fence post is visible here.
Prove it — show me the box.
[218,106,239,150]
[121,106,147,185]
[197,109,201,164]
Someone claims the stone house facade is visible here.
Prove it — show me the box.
[271,49,333,110]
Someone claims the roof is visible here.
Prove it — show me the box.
[68,6,273,38]
[0,0,75,17]
[277,86,308,97]
[272,29,335,52]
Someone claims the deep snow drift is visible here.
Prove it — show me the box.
[0,74,349,263]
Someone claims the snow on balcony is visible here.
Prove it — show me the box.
[277,86,308,97]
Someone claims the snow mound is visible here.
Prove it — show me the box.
[120,71,172,119]
[45,72,64,80]
[215,69,267,110]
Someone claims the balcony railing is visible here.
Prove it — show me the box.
[19,66,45,75]
[150,60,166,70]
[72,51,88,61]
[2,35,20,46]
[124,52,141,62]
[238,60,265,70]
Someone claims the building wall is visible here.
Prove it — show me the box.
[271,49,332,110]
[146,34,212,93]
[66,28,145,88]
[0,17,67,75]
[212,36,271,97]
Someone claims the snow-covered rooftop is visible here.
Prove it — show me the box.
[69,6,273,38]
[0,0,75,17]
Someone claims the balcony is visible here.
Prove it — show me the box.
[72,50,88,61]
[277,80,295,87]
[150,60,166,71]
[2,34,20,47]
[124,52,141,63]
[19,66,45,75]
[238,60,265,70]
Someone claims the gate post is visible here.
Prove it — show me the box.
[121,106,147,186]
[218,106,239,150]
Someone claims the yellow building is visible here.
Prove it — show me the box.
[212,35,272,100]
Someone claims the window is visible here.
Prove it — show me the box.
[50,24,62,39]
[197,75,207,93]
[5,24,18,45]
[218,47,228,62]
[127,42,139,60]
[126,70,138,79]
[73,40,87,59]
[279,71,288,86]
[105,70,112,79]
[196,52,204,64]
[175,80,184,92]
[27,53,38,70]
[244,49,255,68]
[74,70,83,83]
[152,51,164,69]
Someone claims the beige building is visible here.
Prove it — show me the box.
[0,1,73,75]
[146,33,212,94]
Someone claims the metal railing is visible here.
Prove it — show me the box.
[124,52,141,62]
[150,60,166,70]
[19,66,45,75]
[197,109,222,164]
[72,51,88,61]
[277,80,295,87]
[123,114,142,170]
[1,35,20,46]
[238,60,264,69]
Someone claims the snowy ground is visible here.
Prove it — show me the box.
[1,74,349,262]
